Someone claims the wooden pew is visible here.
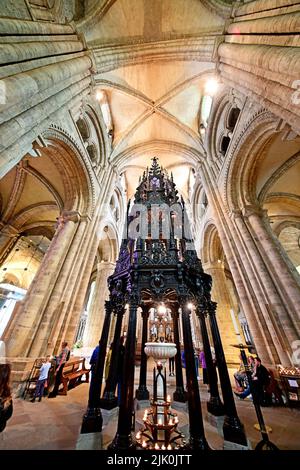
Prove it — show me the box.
[60,357,90,395]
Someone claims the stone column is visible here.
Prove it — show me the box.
[83,261,115,348]
[81,300,113,434]
[204,262,240,365]
[171,308,186,403]
[181,302,209,450]
[61,231,99,349]
[207,301,247,447]
[245,205,300,334]
[109,299,138,450]
[4,211,80,357]
[31,216,89,357]
[135,304,150,400]
[198,163,274,365]
[196,307,224,416]
[233,207,294,365]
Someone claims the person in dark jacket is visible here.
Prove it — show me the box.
[48,341,70,398]
[89,344,100,378]
[0,364,13,433]
[235,357,270,404]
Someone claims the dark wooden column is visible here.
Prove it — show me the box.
[100,306,125,409]
[196,306,224,416]
[109,299,138,450]
[81,300,112,433]
[207,301,247,446]
[136,305,149,400]
[172,307,186,403]
[181,302,210,450]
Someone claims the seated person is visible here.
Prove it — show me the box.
[234,355,255,391]
[235,357,270,404]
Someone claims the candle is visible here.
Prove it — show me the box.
[167,394,171,402]
[167,444,172,450]
[174,416,178,423]
[158,418,162,425]
[155,443,160,450]
[142,441,147,448]
[136,431,141,439]
[168,418,173,425]
[230,309,242,343]
[161,444,166,450]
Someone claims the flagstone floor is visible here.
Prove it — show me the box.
[0,368,299,450]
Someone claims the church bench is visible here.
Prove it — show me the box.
[60,357,90,395]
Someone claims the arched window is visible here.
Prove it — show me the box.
[227,107,240,131]
[220,135,231,156]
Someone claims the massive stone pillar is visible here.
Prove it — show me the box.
[83,261,115,349]
[32,215,90,356]
[245,205,300,321]
[232,206,299,365]
[57,230,100,351]
[204,262,240,365]
[198,163,279,366]
[4,211,81,357]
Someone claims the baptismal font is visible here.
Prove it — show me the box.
[136,321,185,450]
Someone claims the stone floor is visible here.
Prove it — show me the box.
[0,369,299,450]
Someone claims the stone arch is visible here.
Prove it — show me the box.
[2,272,21,288]
[201,222,223,265]
[192,181,208,226]
[42,126,96,216]
[98,223,119,263]
[84,104,108,167]
[224,109,277,211]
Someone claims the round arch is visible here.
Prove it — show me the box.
[42,126,96,216]
[224,110,278,211]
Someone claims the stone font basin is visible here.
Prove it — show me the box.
[144,342,177,361]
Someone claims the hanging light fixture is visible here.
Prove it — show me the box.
[24,236,45,271]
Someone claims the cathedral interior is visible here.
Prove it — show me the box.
[0,0,300,453]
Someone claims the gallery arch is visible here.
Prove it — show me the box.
[222,111,300,366]
[0,127,97,361]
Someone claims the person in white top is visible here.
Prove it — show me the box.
[31,356,52,402]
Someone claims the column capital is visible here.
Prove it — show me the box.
[97,261,116,271]
[229,208,242,220]
[241,205,266,219]
[56,210,81,228]
[0,223,19,237]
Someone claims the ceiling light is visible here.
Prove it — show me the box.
[96,89,105,102]
[204,78,219,96]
